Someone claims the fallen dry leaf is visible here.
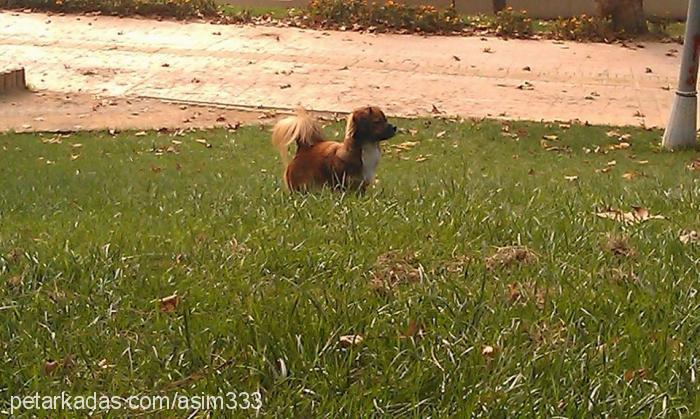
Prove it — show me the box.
[392,141,419,151]
[436,130,447,138]
[42,136,62,144]
[135,131,147,137]
[195,138,212,148]
[158,294,179,313]
[564,175,579,181]
[622,171,637,180]
[679,230,699,245]
[607,142,631,151]
[624,368,647,383]
[596,206,665,225]
[339,335,364,348]
[481,345,497,358]
[402,319,424,339]
[542,134,559,141]
[507,283,521,304]
[98,359,116,369]
[687,159,700,171]
[43,360,59,375]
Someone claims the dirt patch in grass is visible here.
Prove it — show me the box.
[485,246,538,270]
[602,233,636,258]
[369,250,425,292]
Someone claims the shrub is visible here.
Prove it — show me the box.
[550,14,614,42]
[305,0,464,33]
[492,7,533,38]
[0,0,218,18]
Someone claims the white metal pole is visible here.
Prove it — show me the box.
[663,0,700,149]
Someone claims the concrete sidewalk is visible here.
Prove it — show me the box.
[0,11,686,129]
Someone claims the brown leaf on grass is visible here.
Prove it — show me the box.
[596,207,665,225]
[481,345,497,358]
[158,294,179,313]
[622,171,637,180]
[339,335,364,348]
[98,359,116,369]
[42,136,62,144]
[436,130,447,138]
[134,131,147,137]
[44,360,59,375]
[542,134,559,141]
[415,155,430,162]
[602,233,636,258]
[607,142,631,151]
[402,319,424,339]
[195,138,212,148]
[624,368,647,383]
[564,175,578,181]
[485,246,538,270]
[679,230,699,245]
[507,283,521,304]
[687,159,700,171]
[392,141,419,152]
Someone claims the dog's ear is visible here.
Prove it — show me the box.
[345,107,371,140]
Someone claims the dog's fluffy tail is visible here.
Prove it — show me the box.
[271,108,324,165]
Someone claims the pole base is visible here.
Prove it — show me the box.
[662,93,698,150]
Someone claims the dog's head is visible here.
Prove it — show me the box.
[345,106,396,144]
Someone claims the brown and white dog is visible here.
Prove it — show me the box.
[272,106,396,191]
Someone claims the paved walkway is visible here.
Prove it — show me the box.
[0,11,687,128]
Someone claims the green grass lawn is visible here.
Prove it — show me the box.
[1,118,699,416]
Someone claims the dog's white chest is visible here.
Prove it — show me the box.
[361,143,381,182]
